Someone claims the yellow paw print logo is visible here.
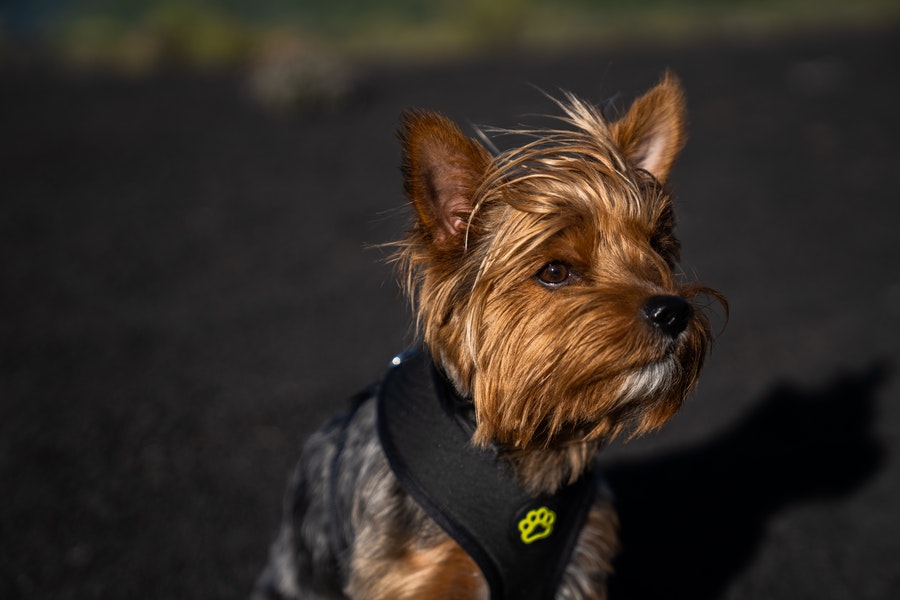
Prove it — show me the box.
[517,506,556,544]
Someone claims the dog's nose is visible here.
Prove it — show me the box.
[643,295,693,338]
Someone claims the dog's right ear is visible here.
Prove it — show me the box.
[399,110,492,249]
[610,71,686,184]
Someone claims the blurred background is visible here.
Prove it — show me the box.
[2,1,899,599]
[3,1,900,80]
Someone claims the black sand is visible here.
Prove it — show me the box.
[2,27,899,599]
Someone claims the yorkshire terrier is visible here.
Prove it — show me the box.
[253,72,724,600]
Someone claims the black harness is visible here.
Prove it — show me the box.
[375,350,597,600]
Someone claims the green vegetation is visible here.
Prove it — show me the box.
[4,0,900,74]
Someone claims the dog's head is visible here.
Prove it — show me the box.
[395,73,724,455]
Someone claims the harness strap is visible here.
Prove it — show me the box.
[376,350,596,600]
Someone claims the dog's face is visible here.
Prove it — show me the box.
[396,73,723,452]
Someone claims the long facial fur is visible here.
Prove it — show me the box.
[394,73,724,493]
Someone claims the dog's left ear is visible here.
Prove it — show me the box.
[610,71,686,183]
[399,109,492,250]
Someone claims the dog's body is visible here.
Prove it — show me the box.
[254,375,619,600]
[254,73,723,600]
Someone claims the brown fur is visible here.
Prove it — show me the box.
[559,500,621,599]
[377,540,486,600]
[395,72,724,494]
[351,538,487,600]
[255,73,724,600]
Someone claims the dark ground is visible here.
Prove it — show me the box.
[2,26,899,599]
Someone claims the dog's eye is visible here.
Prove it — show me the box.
[651,234,680,268]
[651,207,680,266]
[650,226,672,253]
[537,262,571,287]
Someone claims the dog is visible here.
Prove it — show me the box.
[253,72,724,600]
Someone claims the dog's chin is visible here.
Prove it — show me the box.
[604,351,703,437]
[617,356,679,404]
[498,357,689,450]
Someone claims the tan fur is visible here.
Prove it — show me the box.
[351,538,488,600]
[348,73,723,597]
[395,72,724,494]
[257,74,724,600]
[347,475,618,600]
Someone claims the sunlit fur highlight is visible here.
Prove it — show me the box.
[255,74,725,600]
[395,74,724,493]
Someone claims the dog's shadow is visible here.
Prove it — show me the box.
[603,363,888,599]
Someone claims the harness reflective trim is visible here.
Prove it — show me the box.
[376,350,597,600]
